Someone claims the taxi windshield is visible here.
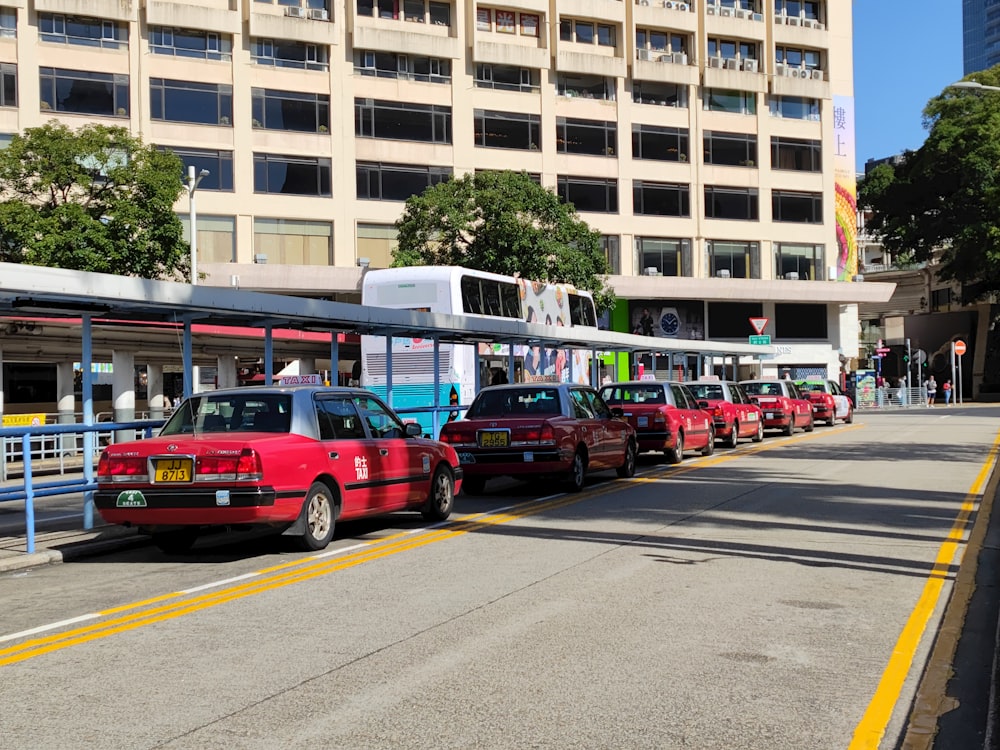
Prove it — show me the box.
[467,388,561,417]
[162,393,292,435]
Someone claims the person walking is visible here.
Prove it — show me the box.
[943,379,952,406]
[925,375,937,406]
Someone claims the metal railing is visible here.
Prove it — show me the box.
[0,420,165,554]
[856,387,928,409]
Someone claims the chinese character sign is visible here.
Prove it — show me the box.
[833,95,858,281]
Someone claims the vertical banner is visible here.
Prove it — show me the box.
[833,95,858,281]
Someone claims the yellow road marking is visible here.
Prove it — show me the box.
[848,427,1000,749]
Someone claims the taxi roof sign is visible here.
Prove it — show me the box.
[280,374,323,386]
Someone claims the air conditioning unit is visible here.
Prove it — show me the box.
[308,8,329,20]
[719,6,732,16]
[788,15,800,25]
[801,18,814,28]
[638,48,653,61]
[284,5,306,17]
[639,0,650,4]
[672,51,688,64]
[810,68,824,80]
[716,269,731,278]
[644,267,661,276]
[799,67,810,78]
[785,271,799,280]
[734,8,750,19]
[785,64,798,77]
[724,57,738,70]
[742,58,758,72]
[775,62,787,77]
[254,253,268,264]
[852,274,865,282]
[659,53,673,63]
[752,12,763,21]
[664,0,674,8]
[708,56,724,68]
[706,4,716,14]
[813,21,825,30]
[677,2,689,10]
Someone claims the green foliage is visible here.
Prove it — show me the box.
[393,170,615,313]
[860,65,1000,302]
[0,121,188,279]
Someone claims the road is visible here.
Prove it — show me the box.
[0,407,997,750]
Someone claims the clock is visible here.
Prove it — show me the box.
[659,308,681,337]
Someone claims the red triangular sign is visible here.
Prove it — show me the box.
[749,317,769,335]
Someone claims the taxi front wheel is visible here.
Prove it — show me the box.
[295,481,336,551]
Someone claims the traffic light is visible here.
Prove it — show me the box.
[903,354,909,363]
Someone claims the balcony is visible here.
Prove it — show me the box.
[571,0,626,23]
[704,5,767,41]
[632,50,698,87]
[35,0,135,22]
[353,9,461,58]
[633,0,697,34]
[770,63,830,99]
[772,13,829,46]
[702,56,766,93]
[147,0,240,35]
[248,3,338,47]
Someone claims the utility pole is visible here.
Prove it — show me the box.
[906,338,911,391]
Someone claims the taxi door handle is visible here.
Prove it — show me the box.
[328,451,339,459]
[379,448,389,456]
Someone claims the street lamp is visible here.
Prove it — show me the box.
[948,80,1000,93]
[184,165,210,285]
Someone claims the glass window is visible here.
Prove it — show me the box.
[633,181,690,217]
[39,68,129,117]
[356,162,452,201]
[474,110,540,150]
[704,186,758,220]
[574,21,594,44]
[150,27,232,61]
[0,63,15,107]
[39,14,126,49]
[0,8,15,38]
[251,38,329,71]
[254,218,333,265]
[253,153,332,196]
[252,88,329,132]
[632,124,688,162]
[636,237,691,277]
[557,74,615,101]
[774,303,827,338]
[556,118,616,156]
[161,393,291,435]
[601,235,621,274]
[597,24,615,46]
[460,276,520,318]
[704,131,757,166]
[404,0,425,21]
[150,79,233,126]
[356,50,450,83]
[557,176,618,213]
[475,64,538,92]
[316,397,367,440]
[707,240,759,279]
[355,98,452,144]
[429,1,451,26]
[633,81,687,108]
[159,146,234,192]
[772,191,822,223]
[178,214,236,263]
[771,137,821,171]
[775,243,824,279]
[354,394,407,438]
[769,95,820,121]
[356,223,398,269]
[704,88,756,115]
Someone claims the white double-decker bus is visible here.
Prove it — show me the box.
[360,266,598,434]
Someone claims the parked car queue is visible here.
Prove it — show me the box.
[94,378,851,554]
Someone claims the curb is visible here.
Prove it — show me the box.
[0,528,150,574]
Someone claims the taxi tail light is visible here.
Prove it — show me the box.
[654,410,667,425]
[513,423,556,445]
[97,452,148,481]
[712,405,724,418]
[440,426,474,445]
[196,448,263,481]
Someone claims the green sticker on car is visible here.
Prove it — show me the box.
[116,490,147,508]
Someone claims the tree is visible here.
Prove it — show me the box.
[858,65,1000,302]
[0,121,188,279]
[393,170,615,313]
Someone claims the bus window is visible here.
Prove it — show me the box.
[569,293,597,327]
[501,283,520,318]
[460,276,484,314]
[483,280,502,316]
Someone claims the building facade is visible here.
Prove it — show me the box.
[0,0,891,380]
[963,0,1000,75]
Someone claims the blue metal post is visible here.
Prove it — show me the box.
[508,346,515,384]
[591,349,599,387]
[264,324,273,384]
[385,333,393,408]
[330,334,339,386]
[22,433,34,553]
[432,338,441,438]
[182,319,193,399]
[82,315,95,530]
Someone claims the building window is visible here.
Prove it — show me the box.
[769,95,820,121]
[39,68,129,117]
[355,98,451,144]
[254,218,333,266]
[636,237,691,277]
[635,28,688,55]
[159,146,234,192]
[253,153,332,196]
[251,38,329,72]
[557,176,618,213]
[632,124,688,162]
[707,37,757,61]
[0,63,15,107]
[704,131,757,167]
[179,214,236,263]
[602,235,620,274]
[633,81,687,108]
[707,240,760,279]
[772,191,822,223]
[775,0,821,19]
[150,79,233,126]
[474,110,540,150]
[930,287,953,311]
[559,18,616,47]
[774,303,827,338]
[476,8,541,37]
[633,181,690,217]
[705,186,758,220]
[252,88,329,133]
[704,88,756,115]
[775,243,824,280]
[356,162,452,201]
[0,133,11,149]
[557,74,615,100]
[775,45,821,70]
[358,0,451,26]
[475,64,538,92]
[356,50,451,83]
[771,137,821,171]
[357,223,398,269]
[150,27,232,61]
[556,118,616,156]
[39,14,127,49]
[708,302,764,337]
[0,8,15,38]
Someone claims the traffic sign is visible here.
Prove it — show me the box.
[875,347,891,355]
[954,340,967,356]
[749,335,771,345]
[749,317,769,335]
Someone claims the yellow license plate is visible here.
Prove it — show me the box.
[478,430,510,448]
[154,458,193,483]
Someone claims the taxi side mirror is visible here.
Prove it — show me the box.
[405,423,422,437]
[697,400,710,409]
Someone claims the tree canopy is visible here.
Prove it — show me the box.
[0,121,188,279]
[392,170,615,313]
[858,65,1000,301]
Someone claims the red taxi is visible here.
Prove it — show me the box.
[437,383,637,495]
[795,379,854,425]
[740,380,814,435]
[687,380,765,448]
[599,381,714,464]
[95,386,462,553]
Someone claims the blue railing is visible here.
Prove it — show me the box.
[0,420,165,554]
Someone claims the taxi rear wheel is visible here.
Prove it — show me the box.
[668,433,684,464]
[566,451,586,492]
[783,417,795,436]
[804,415,815,432]
[295,481,336,551]
[752,420,764,442]
[726,422,740,449]
[422,466,455,521]
[846,408,854,424]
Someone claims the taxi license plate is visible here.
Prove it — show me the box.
[154,458,192,483]
[478,430,510,448]
[765,412,776,420]
[637,416,648,427]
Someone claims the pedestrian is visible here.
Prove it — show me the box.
[943,379,952,406]
[925,375,937,406]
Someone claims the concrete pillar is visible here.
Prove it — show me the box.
[147,364,167,420]
[112,350,135,444]
[56,361,76,456]
[217,355,238,389]
[298,358,315,375]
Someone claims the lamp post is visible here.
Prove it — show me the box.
[948,80,1000,93]
[184,165,210,285]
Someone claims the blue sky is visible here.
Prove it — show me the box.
[853,1,964,172]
